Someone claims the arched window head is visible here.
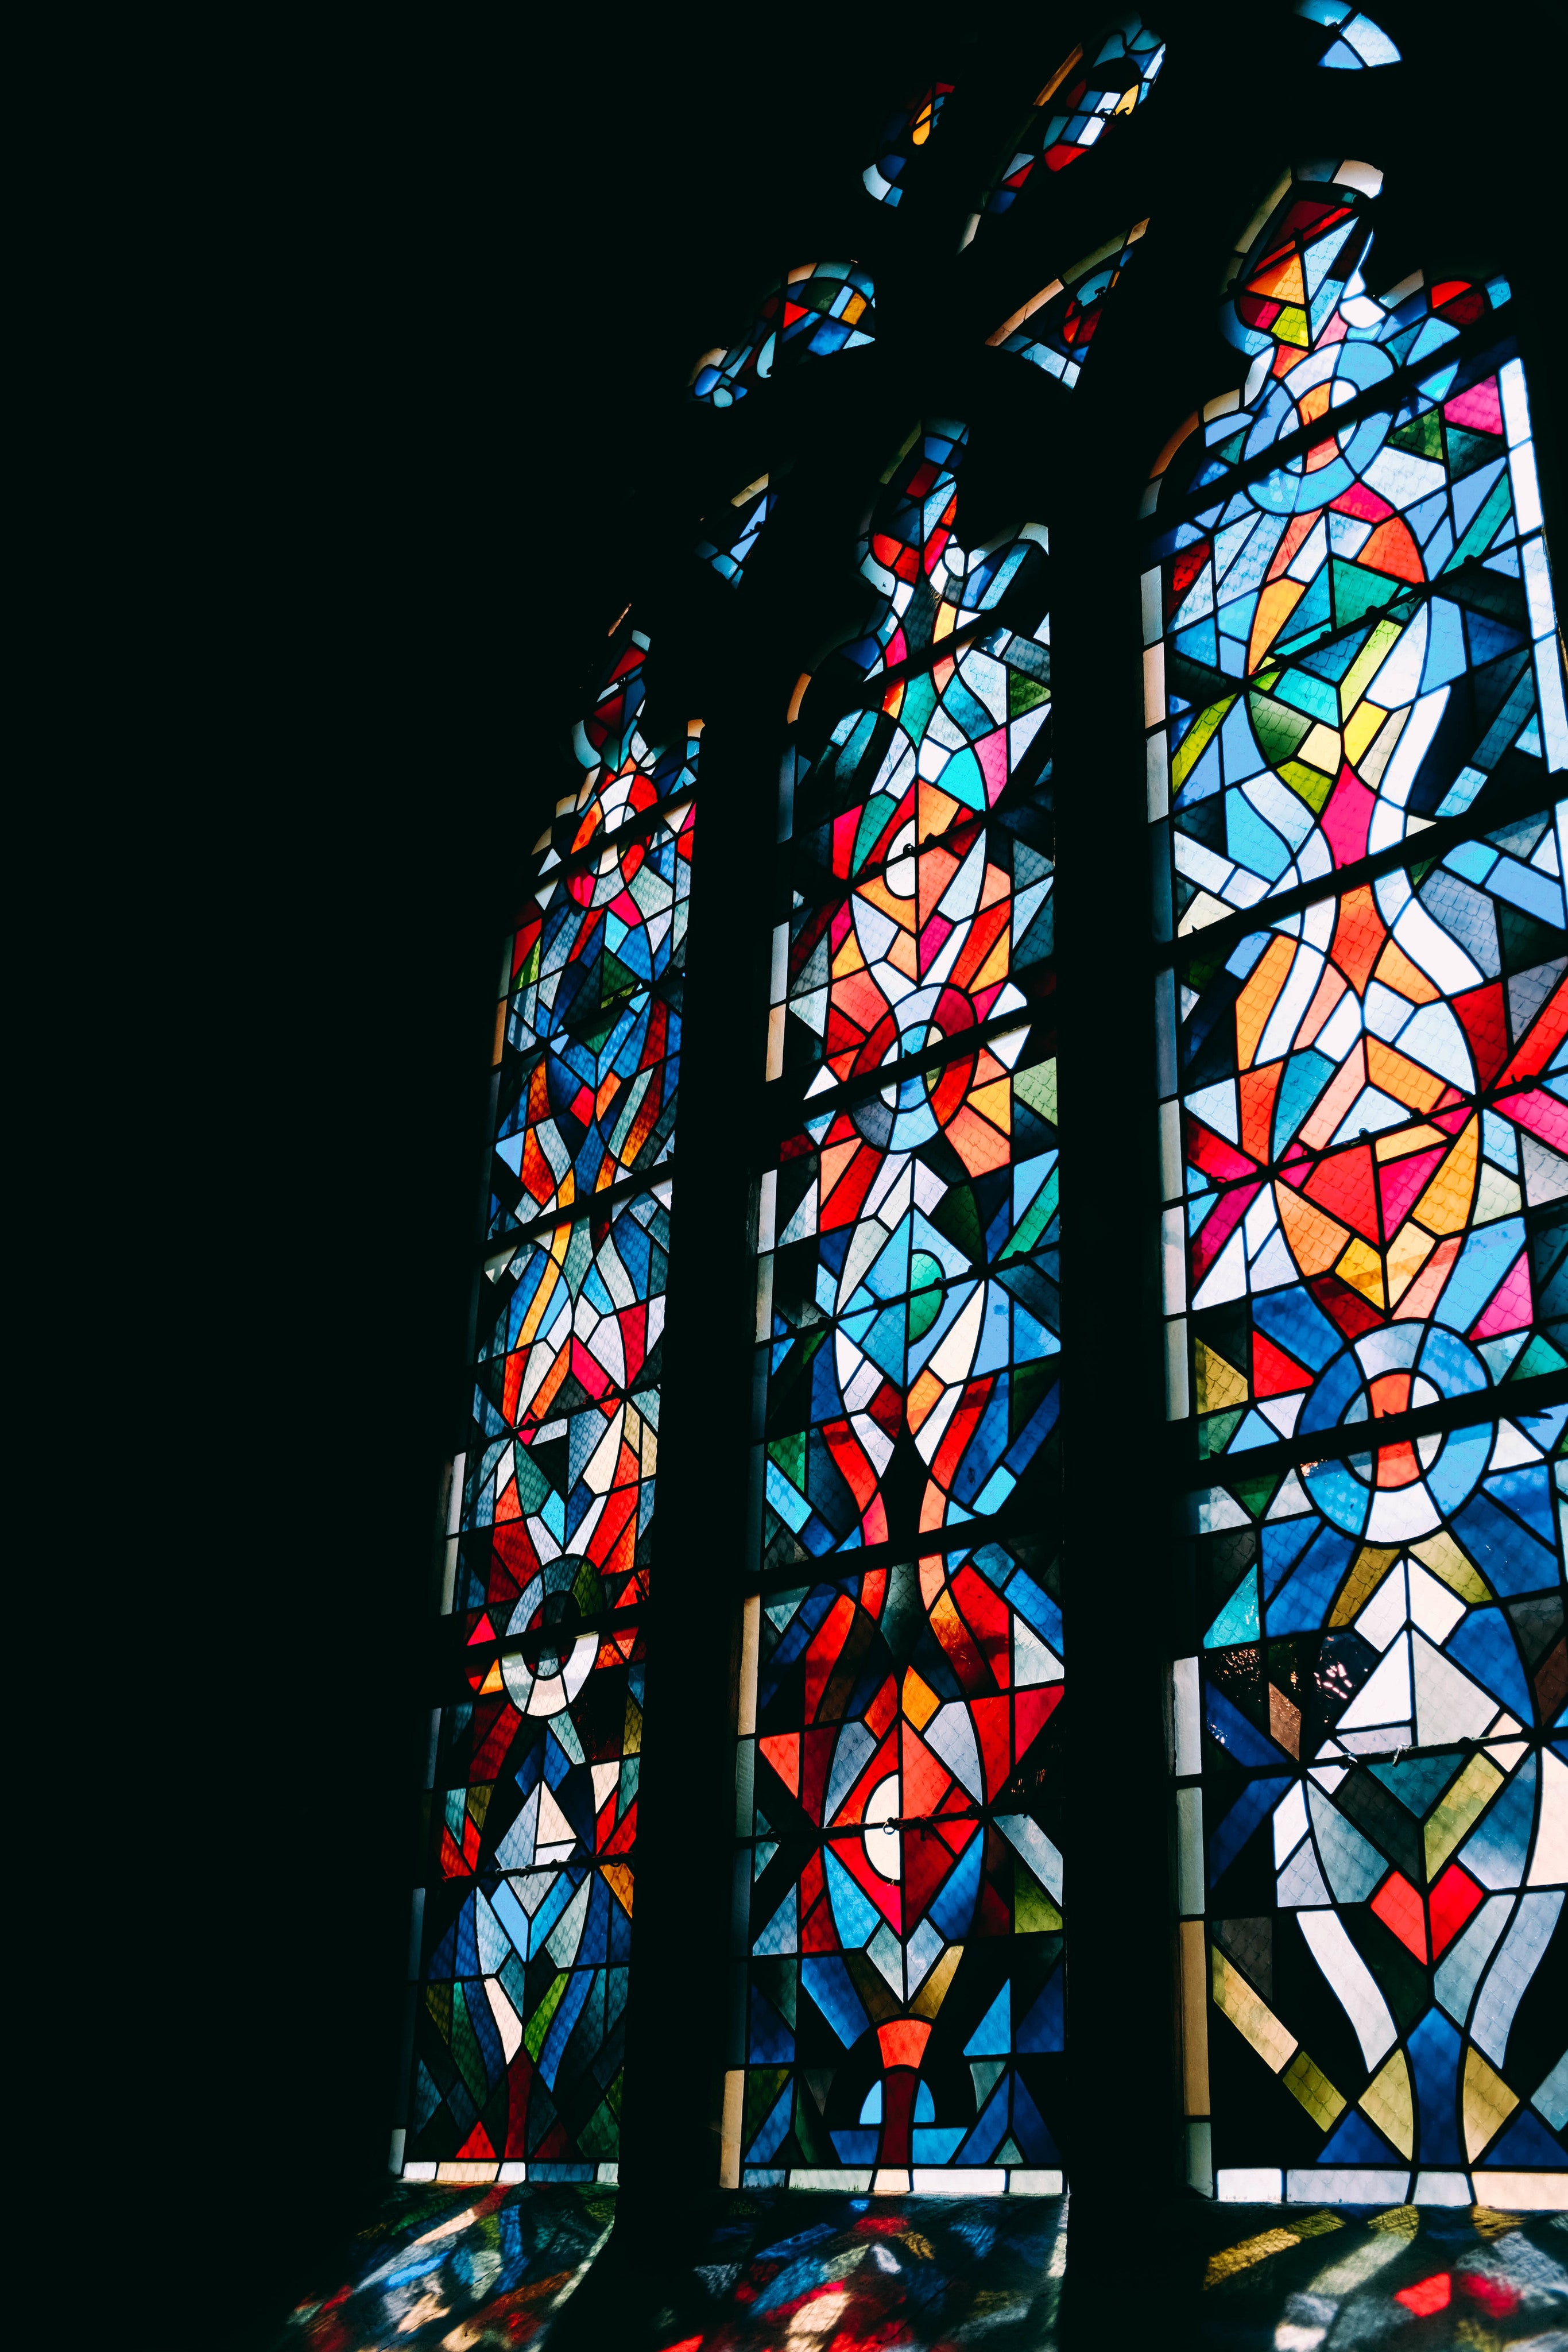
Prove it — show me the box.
[497,632,699,1232]
[690,262,877,407]
[965,13,1164,245]
[988,219,1147,390]
[864,82,955,207]
[1295,0,1402,69]
[845,420,1050,685]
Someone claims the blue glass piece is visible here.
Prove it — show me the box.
[801,1955,870,2050]
[1016,1965,1065,2053]
[965,1983,1012,2057]
[1463,1756,1538,1890]
[748,2080,794,2163]
[1205,1681,1285,1765]
[1407,2006,1466,2164]
[1260,1515,1318,1599]
[1483,1464,1557,1546]
[1444,1607,1533,1721]
[1009,2075,1061,2164]
[1209,1777,1293,1886]
[928,1828,985,1940]
[1265,1526,1356,1634]
[1205,1569,1260,1648]
[750,1986,795,2063]
[1318,2106,1401,2161]
[1451,1495,1557,1597]
[1484,2107,1566,2164]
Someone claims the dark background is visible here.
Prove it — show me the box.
[94,2,1561,2338]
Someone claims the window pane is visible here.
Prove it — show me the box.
[1150,160,1568,2206]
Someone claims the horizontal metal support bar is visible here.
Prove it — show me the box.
[1174,1363,1568,1492]
[1141,315,1516,541]
[1159,779,1561,973]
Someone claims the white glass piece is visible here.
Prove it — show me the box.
[1298,1906,1396,2067]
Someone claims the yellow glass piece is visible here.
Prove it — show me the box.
[1385,1219,1436,1308]
[909,1943,963,2018]
[1360,2048,1415,2158]
[478,1658,505,1696]
[1299,721,1343,773]
[1425,1753,1504,1879]
[1251,580,1307,670]
[1180,1921,1211,2117]
[1283,2049,1347,2130]
[1273,304,1311,346]
[1411,1530,1489,1605]
[1277,759,1337,812]
[901,1666,941,1730]
[1335,1233,1387,1307]
[1211,1947,1297,2072]
[1171,695,1237,791]
[1015,1860,1062,1932]
[1464,2047,1520,2161]
[1330,1545,1400,1628]
[1376,1121,1444,1159]
[1195,1340,1249,1414]
[1342,700,1388,765]
[1412,1113,1480,1233]
[1341,620,1402,716]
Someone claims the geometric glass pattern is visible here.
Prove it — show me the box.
[688,264,877,409]
[863,81,954,208]
[1150,157,1568,2207]
[400,626,696,2183]
[988,220,1147,392]
[1296,0,1402,71]
[966,13,1164,242]
[726,412,1068,2194]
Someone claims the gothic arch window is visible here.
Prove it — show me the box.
[373,7,1564,2330]
[1148,153,1567,2208]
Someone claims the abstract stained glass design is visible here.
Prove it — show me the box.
[489,636,697,1238]
[696,474,779,589]
[987,220,1147,391]
[1149,163,1568,2206]
[1295,0,1402,71]
[726,419,1067,2192]
[690,264,877,408]
[401,632,696,2184]
[965,13,1164,242]
[864,82,954,208]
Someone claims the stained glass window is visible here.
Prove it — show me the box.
[864,82,955,208]
[962,13,1164,246]
[1147,157,1568,2210]
[723,414,1068,2195]
[377,17,1565,2319]
[1295,0,1403,71]
[689,264,877,408]
[987,219,1147,390]
[394,628,696,2185]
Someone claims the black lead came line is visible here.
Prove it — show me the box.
[1139,312,1519,542]
[1158,779,1564,973]
[1172,1361,1568,1492]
